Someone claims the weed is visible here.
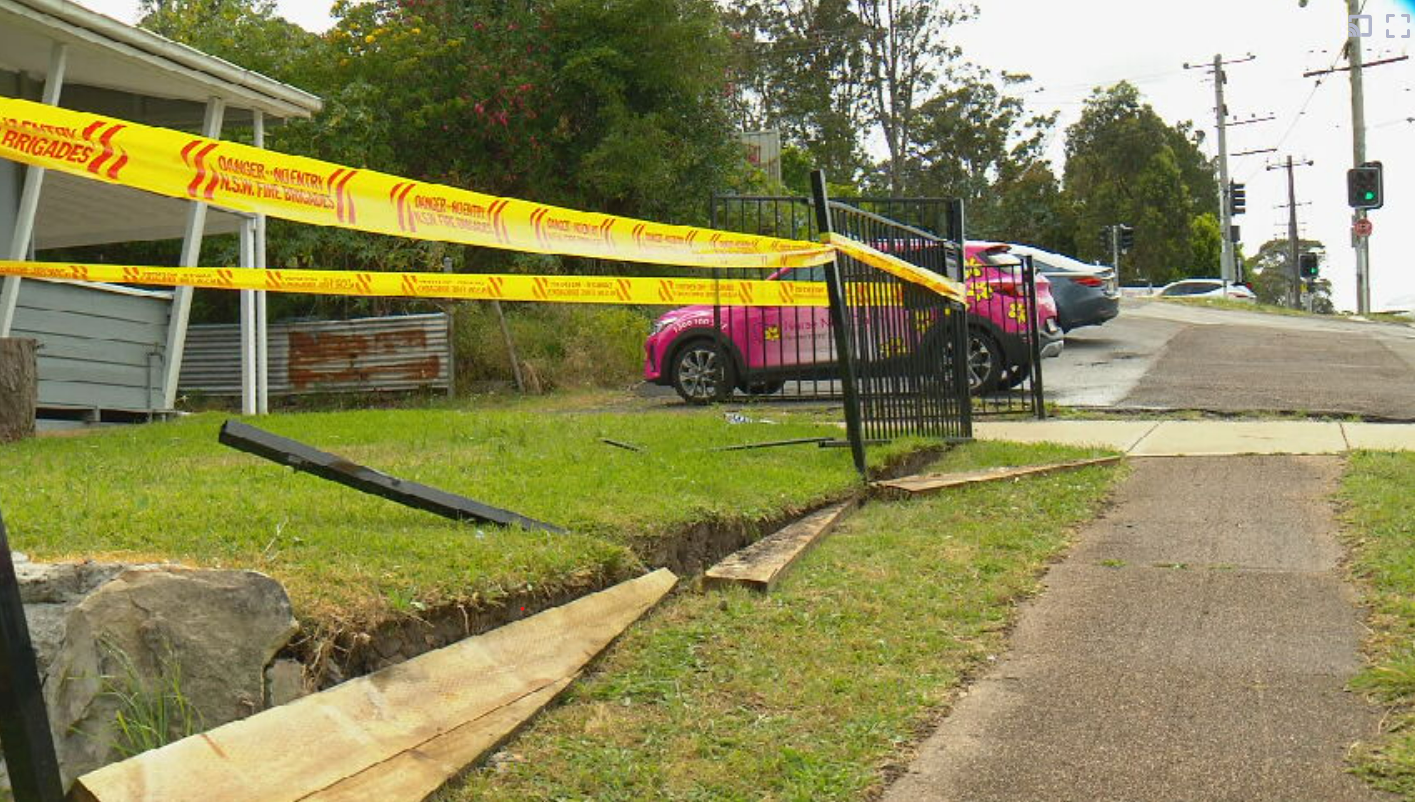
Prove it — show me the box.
[99,641,202,759]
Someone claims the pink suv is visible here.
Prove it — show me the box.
[644,243,1062,403]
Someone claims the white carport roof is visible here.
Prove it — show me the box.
[1,0,325,249]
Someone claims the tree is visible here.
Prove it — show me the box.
[1062,83,1217,285]
[985,162,1076,254]
[853,0,972,195]
[1189,212,1222,277]
[897,69,1057,240]
[723,0,873,183]
[1246,238,1332,311]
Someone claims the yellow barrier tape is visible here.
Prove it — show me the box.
[824,233,968,305]
[0,97,833,270]
[0,261,831,307]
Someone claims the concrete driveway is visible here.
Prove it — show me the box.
[1046,301,1415,420]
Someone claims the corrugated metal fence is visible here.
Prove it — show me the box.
[180,313,452,397]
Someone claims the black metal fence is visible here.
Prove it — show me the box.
[818,197,972,450]
[962,250,1048,418]
[693,194,1047,420]
[640,187,975,472]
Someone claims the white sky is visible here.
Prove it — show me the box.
[75,0,1415,310]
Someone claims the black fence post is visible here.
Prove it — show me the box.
[1022,255,1047,419]
[810,171,868,477]
[0,508,64,802]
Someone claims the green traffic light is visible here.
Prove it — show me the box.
[1365,191,1377,200]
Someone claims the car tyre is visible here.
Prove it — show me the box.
[965,328,1004,395]
[997,363,1030,391]
[671,340,736,404]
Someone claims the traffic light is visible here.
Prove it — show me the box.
[1118,224,1135,252]
[1299,252,1320,279]
[1098,225,1113,251]
[1228,181,1247,216]
[1347,162,1384,210]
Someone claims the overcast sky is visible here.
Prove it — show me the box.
[78,0,1415,310]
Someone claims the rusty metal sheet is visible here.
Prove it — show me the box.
[179,313,450,397]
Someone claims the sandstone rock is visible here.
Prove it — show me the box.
[264,659,307,708]
[3,560,299,792]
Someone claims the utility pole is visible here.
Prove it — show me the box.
[1298,2,1403,312]
[1185,54,1256,286]
[1267,156,1316,308]
[1347,0,1371,314]
[1213,54,1236,286]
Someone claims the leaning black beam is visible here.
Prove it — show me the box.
[712,437,833,453]
[0,508,65,802]
[219,421,564,534]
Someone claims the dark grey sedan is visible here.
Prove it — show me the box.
[1007,245,1120,332]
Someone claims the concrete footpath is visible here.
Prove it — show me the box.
[883,456,1390,802]
[975,419,1415,456]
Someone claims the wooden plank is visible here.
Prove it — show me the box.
[704,500,857,593]
[71,569,678,802]
[219,421,565,534]
[874,457,1123,496]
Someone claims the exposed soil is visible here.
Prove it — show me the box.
[290,443,947,690]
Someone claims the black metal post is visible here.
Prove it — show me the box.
[810,171,868,477]
[945,199,966,282]
[946,199,974,436]
[1022,255,1047,419]
[0,509,64,802]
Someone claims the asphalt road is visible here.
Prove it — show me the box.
[883,456,1390,802]
[1046,301,1415,420]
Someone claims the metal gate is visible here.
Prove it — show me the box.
[816,193,972,451]
[962,249,1048,418]
[704,194,1047,421]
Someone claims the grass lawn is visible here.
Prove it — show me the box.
[444,441,1122,801]
[1342,450,1415,797]
[0,395,921,630]
[1153,296,1323,318]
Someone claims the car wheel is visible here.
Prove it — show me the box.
[671,340,735,404]
[965,329,1004,395]
[997,364,1030,390]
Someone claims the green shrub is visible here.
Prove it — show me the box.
[453,303,650,392]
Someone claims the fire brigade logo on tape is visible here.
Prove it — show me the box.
[391,182,419,233]
[181,139,221,200]
[328,169,359,225]
[81,121,128,180]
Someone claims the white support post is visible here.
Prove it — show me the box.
[253,111,270,414]
[239,217,256,415]
[0,41,67,337]
[161,97,225,410]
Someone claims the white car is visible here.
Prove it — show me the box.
[1154,279,1257,302]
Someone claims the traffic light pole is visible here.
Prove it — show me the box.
[1111,225,1121,283]
[1348,0,1371,314]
